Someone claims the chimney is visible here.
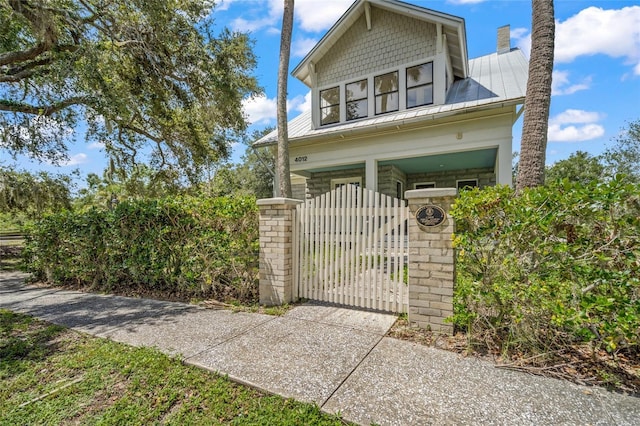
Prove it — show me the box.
[497,25,511,54]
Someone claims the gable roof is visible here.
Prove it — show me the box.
[292,0,468,87]
[255,48,527,147]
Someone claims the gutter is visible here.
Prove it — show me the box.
[254,97,524,148]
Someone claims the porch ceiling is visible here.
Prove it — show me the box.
[379,148,497,173]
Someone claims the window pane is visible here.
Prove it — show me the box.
[375,92,399,114]
[321,105,339,125]
[457,179,478,190]
[346,79,367,101]
[406,63,433,88]
[320,87,339,107]
[407,85,433,108]
[320,86,340,125]
[347,99,367,120]
[374,72,398,95]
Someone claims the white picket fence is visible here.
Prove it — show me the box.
[294,185,409,313]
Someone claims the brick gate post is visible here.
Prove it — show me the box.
[404,188,457,333]
[257,198,301,305]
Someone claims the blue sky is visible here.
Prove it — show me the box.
[5,0,640,181]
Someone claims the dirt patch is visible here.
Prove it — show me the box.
[387,317,640,396]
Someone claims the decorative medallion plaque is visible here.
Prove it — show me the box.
[415,204,446,227]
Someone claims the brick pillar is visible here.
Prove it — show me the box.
[257,198,301,305]
[405,188,457,333]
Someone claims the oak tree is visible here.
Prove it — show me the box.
[0,0,260,181]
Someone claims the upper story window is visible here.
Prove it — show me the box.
[375,71,398,115]
[406,62,433,108]
[346,79,368,121]
[320,87,340,125]
[317,60,438,127]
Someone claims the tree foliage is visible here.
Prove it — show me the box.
[75,163,184,210]
[603,119,640,182]
[545,119,640,184]
[199,127,274,198]
[0,0,260,180]
[452,180,640,356]
[25,195,259,302]
[545,151,604,185]
[0,166,72,221]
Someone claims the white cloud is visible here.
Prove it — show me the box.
[227,0,352,34]
[88,141,105,150]
[555,6,640,72]
[216,0,234,12]
[243,91,312,125]
[552,70,591,96]
[293,37,318,58]
[548,109,605,142]
[58,153,88,166]
[516,6,640,75]
[231,16,277,33]
[243,95,277,125]
[551,109,602,125]
[288,91,312,114]
[295,0,353,33]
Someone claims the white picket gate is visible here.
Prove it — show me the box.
[294,185,409,313]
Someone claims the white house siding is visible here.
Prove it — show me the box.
[316,7,437,87]
[289,107,515,190]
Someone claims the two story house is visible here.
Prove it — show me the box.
[255,0,528,200]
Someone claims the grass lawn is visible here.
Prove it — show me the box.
[0,238,24,272]
[0,310,346,425]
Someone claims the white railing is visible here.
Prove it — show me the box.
[295,185,408,313]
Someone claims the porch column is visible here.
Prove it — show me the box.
[496,141,513,186]
[405,188,457,333]
[365,158,378,191]
[257,198,301,305]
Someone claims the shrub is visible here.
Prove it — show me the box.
[23,196,259,303]
[450,178,640,355]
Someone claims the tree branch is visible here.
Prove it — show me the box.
[0,58,53,83]
[0,96,89,116]
[0,42,50,67]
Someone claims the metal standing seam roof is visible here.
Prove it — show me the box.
[254,48,528,147]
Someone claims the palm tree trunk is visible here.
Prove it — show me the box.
[276,0,294,198]
[516,0,555,191]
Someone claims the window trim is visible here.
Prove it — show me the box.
[346,79,368,121]
[406,62,434,109]
[414,182,436,189]
[331,177,362,189]
[396,180,404,199]
[316,56,438,127]
[456,179,478,190]
[374,71,399,115]
[319,86,340,126]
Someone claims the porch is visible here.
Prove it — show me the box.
[290,147,503,200]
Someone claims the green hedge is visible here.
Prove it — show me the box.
[24,196,259,302]
[450,178,640,354]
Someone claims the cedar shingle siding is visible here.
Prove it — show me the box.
[316,8,437,87]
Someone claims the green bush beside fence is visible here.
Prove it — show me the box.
[451,178,640,355]
[24,196,259,302]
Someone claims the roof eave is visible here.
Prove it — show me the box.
[291,0,469,85]
[254,97,524,148]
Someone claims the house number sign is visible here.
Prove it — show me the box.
[415,204,446,227]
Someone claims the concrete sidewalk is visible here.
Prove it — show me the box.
[1,271,638,425]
